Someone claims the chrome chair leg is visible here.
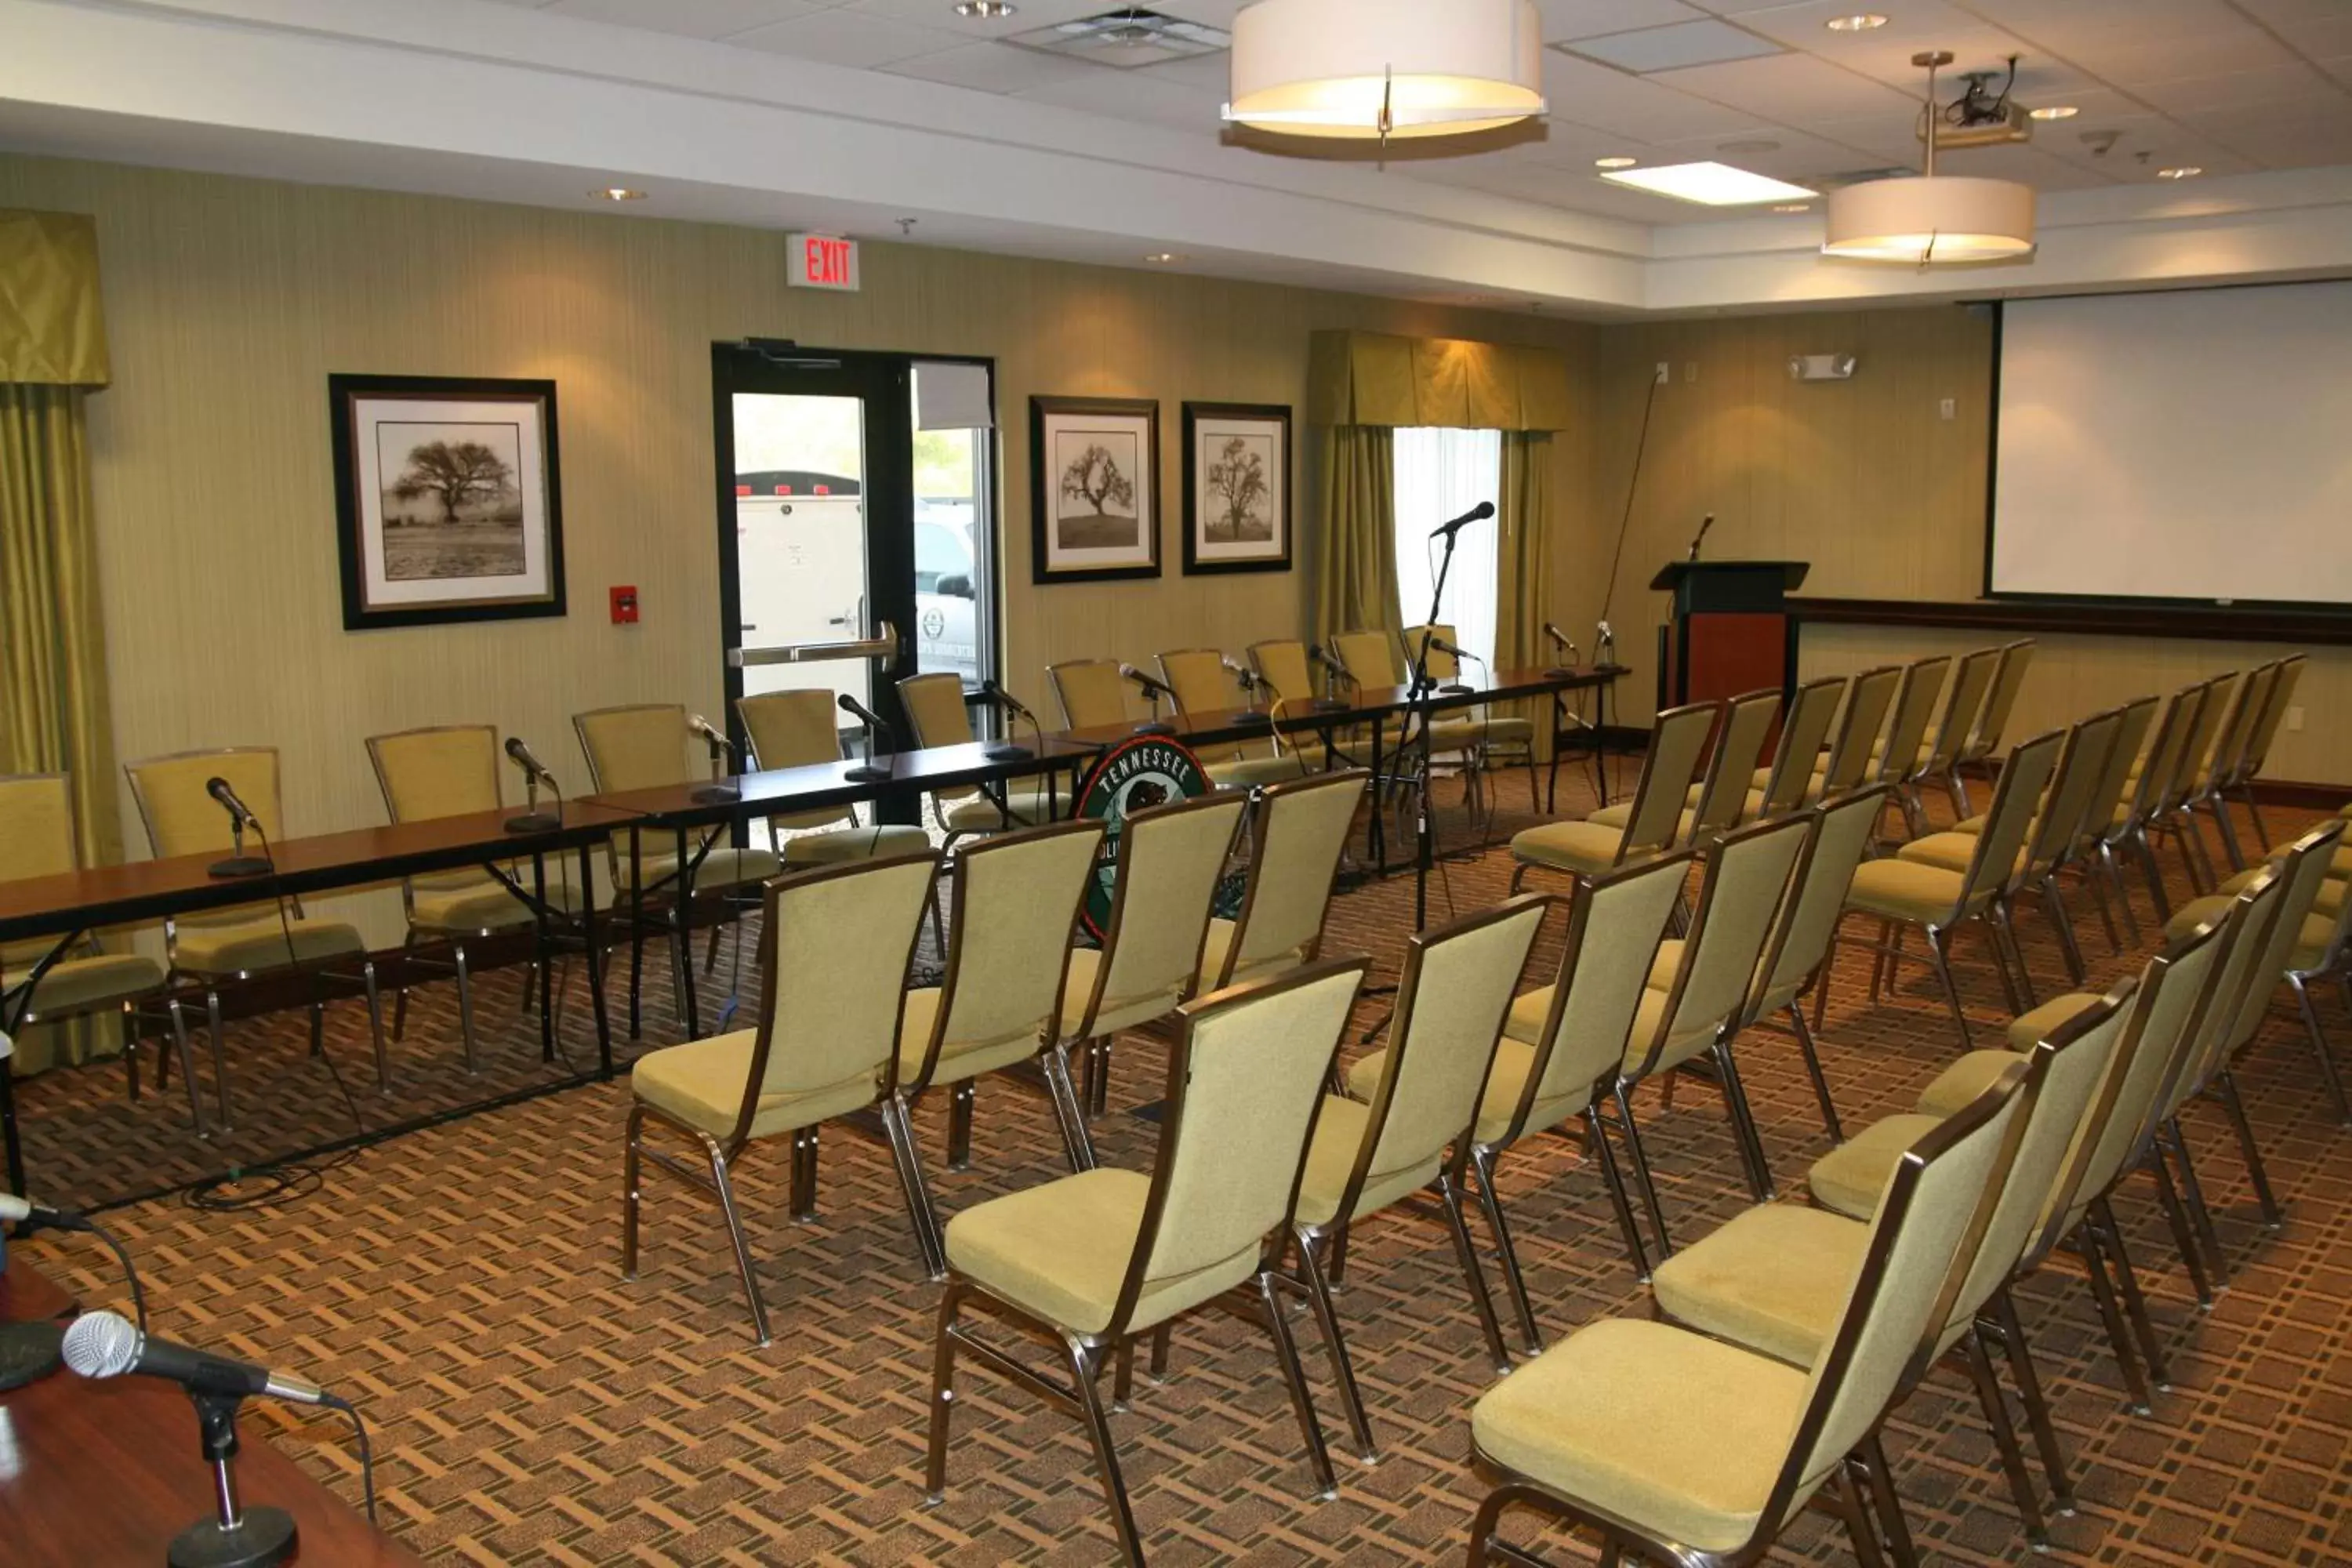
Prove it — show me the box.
[167,996,208,1138]
[883,1094,949,1281]
[1582,1103,1652,1282]
[2093,1196,2172,1394]
[2213,1067,2285,1226]
[1468,1145,1543,1356]
[1711,1040,1776,1200]
[453,942,481,1074]
[1924,925,1975,1049]
[2041,874,2087,985]
[947,1080,976,1171]
[205,989,234,1134]
[2288,971,2351,1123]
[1988,1289,2075,1514]
[2146,1142,2214,1307]
[2099,840,2143,943]
[2165,1118,2230,1287]
[1434,1170,1513,1377]
[701,1131,771,1346]
[923,1280,964,1505]
[1044,1043,1098,1172]
[1291,1229,1378,1463]
[1857,1433,1922,1568]
[620,1103,645,1279]
[1256,1268,1340,1502]
[2074,1220,2155,1414]
[1610,1082,1673,1263]
[360,960,392,1094]
[1786,1003,1844,1142]
[788,1126,819,1222]
[1961,1325,2049,1548]
[1065,1334,1149,1564]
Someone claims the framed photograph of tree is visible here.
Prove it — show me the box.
[329,372,566,630]
[1029,395,1160,583]
[1181,402,1290,575]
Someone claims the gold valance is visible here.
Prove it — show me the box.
[0,210,110,388]
[1308,330,1570,431]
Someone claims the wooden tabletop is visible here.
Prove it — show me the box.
[1051,665,1626,752]
[0,1254,424,1566]
[583,736,1103,829]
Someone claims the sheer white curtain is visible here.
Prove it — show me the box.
[1392,426,1501,674]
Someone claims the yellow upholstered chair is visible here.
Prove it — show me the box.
[1405,622,1539,811]
[125,748,390,1135]
[622,851,941,1343]
[1865,655,1948,838]
[1805,662,1903,807]
[1597,686,1780,846]
[2227,652,2305,852]
[2143,671,2233,895]
[0,773,167,1098]
[1831,727,2063,1050]
[366,724,582,1072]
[1746,673,1846,821]
[735,690,931,866]
[1953,638,2035,811]
[1246,639,1316,712]
[1047,659,1131,731]
[1287,895,1548,1457]
[2183,660,2279,873]
[2057,692,2160,948]
[1464,1061,2030,1568]
[1508,699,1719,891]
[1908,644,2001,821]
[1056,790,1250,1126]
[897,671,1069,845]
[926,958,1370,1564]
[1333,626,1479,785]
[2099,682,2205,927]
[1157,648,1314,789]
[1199,769,1368,992]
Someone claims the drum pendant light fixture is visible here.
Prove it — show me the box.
[1823,51,2036,264]
[1224,0,1546,145]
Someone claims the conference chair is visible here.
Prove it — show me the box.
[2225,652,2305,851]
[1590,686,1778,843]
[1507,699,1719,891]
[2183,660,2280,873]
[1807,662,1904,808]
[124,747,390,1136]
[1287,896,1547,1458]
[1156,648,1312,789]
[1421,853,1688,1311]
[2100,683,2205,926]
[1463,1063,2030,1568]
[1047,658,1131,731]
[1829,727,2063,1049]
[893,818,1105,1272]
[925,959,1370,1566]
[574,703,782,1037]
[2205,847,2352,1123]
[1867,655,1950,839]
[1334,626,1479,816]
[1744,673,1846,821]
[2067,694,2160,949]
[1405,622,1540,813]
[1198,769,1367,993]
[0,773,168,1102]
[735,689,933,865]
[366,724,583,1071]
[1054,790,1250,1137]
[897,671,1069,846]
[1954,639,2036,812]
[1245,639,1315,714]
[1909,644,2002,819]
[2143,672,2233,895]
[621,851,939,1345]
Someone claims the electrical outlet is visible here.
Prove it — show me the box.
[1684,361,1698,383]
[2287,706,2305,732]
[1655,361,1670,386]
[1939,397,1956,420]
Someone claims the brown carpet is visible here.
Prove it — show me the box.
[16,765,2352,1566]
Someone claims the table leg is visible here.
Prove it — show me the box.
[1366,715,1388,872]
[673,824,701,1041]
[627,826,644,1040]
[533,852,555,1063]
[582,843,613,1080]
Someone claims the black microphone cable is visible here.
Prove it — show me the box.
[319,1390,378,1524]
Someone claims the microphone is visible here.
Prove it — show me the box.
[978,681,1034,762]
[983,680,1037,724]
[1298,646,1352,713]
[687,713,736,756]
[501,735,562,834]
[63,1309,326,1406]
[1542,621,1578,677]
[1117,665,1179,735]
[1219,657,1272,731]
[1429,499,1495,539]
[1686,511,1715,562]
[685,713,740,805]
[1419,634,1477,696]
[0,1192,93,1232]
[838,692,895,782]
[504,735,556,785]
[205,776,258,829]
[201,777,270,880]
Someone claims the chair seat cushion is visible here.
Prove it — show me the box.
[412,877,579,933]
[1294,1094,1439,1228]
[631,1028,877,1140]
[1844,858,1965,923]
[1588,804,1700,840]
[2217,863,2347,918]
[1469,1317,1805,1554]
[1896,831,2005,877]
[1650,1203,1864,1369]
[2167,894,2336,969]
[175,915,366,976]
[946,1166,1259,1335]
[1644,940,1684,991]
[944,789,1070,833]
[897,986,1045,1088]
[2005,992,2100,1054]
[1504,982,1668,1078]
[1478,716,1537,746]
[1206,753,1313,789]
[1061,945,1180,1040]
[1953,812,1987,834]
[1196,917,1302,992]
[615,845,781,892]
[1806,1112,1941,1221]
[1510,820,1627,876]
[1914,1049,2027,1119]
[7,953,165,1018]
[781,824,932,866]
[1348,1036,1574,1146]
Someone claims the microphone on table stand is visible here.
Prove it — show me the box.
[978,680,1037,762]
[502,736,564,833]
[203,778,272,880]
[1300,645,1352,713]
[1421,634,1479,697]
[1541,622,1579,679]
[686,713,742,806]
[1685,511,1715,562]
[1429,499,1495,539]
[1119,665,1179,737]
[1220,657,1273,732]
[837,693,896,783]
[65,1309,327,1406]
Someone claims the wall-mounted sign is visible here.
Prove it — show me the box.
[788,234,860,291]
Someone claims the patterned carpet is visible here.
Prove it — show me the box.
[15,763,2352,1566]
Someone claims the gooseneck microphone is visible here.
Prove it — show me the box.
[686,713,741,806]
[502,735,563,834]
[1429,499,1495,539]
[202,776,271,880]
[64,1309,326,1406]
[838,692,895,782]
[1686,511,1716,562]
[978,681,1034,762]
[1119,664,1179,736]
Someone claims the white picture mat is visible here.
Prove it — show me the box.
[1041,412,1154,571]
[354,395,552,607]
[1191,416,1284,559]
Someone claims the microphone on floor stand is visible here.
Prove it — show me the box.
[502,737,564,833]
[203,778,272,880]
[1120,665,1179,737]
[837,694,896,783]
[686,714,741,805]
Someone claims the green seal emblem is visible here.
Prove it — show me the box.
[1073,735,1210,939]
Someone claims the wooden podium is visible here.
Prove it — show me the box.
[1651,560,1809,709]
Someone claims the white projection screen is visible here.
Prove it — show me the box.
[1988,280,2352,606]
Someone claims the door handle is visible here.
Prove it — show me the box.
[730,621,902,668]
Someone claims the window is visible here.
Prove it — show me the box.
[1393,426,1501,673]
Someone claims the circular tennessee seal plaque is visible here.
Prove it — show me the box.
[1073,734,1210,939]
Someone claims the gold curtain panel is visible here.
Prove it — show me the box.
[1308,330,1570,431]
[0,209,111,388]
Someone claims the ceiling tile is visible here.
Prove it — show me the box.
[2179,106,2352,168]
[2084,28,2303,85]
[2132,64,2343,115]
[1541,53,1773,139]
[542,0,822,37]
[1733,0,1987,53]
[1563,18,1784,72]
[1652,125,1896,182]
[880,40,1100,92]
[1650,51,1921,120]
[729,8,967,64]
[2276,16,2352,60]
[1534,0,1708,42]
[1013,71,1225,131]
[1148,0,1250,27]
[848,0,1112,35]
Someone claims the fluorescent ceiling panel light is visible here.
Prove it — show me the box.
[1599,160,1817,205]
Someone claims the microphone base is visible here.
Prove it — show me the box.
[206,856,273,880]
[843,763,892,783]
[0,1321,64,1392]
[504,811,564,834]
[1542,667,1577,681]
[1438,683,1475,698]
[170,1504,297,1568]
[1307,698,1348,714]
[1228,712,1272,733]
[982,743,1033,761]
[1131,722,1177,738]
[689,784,741,806]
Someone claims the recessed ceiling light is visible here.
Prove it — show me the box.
[1825,13,1887,31]
[593,187,646,201]
[1599,161,1818,205]
[1594,155,1639,169]
[1771,203,1813,213]
[954,1,1016,16]
[2157,165,2203,180]
[1145,252,1182,263]
[2028,105,2078,121]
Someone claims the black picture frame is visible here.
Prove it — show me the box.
[1029,395,1161,584]
[1181,401,1292,575]
[329,372,566,630]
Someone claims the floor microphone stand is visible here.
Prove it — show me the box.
[1406,526,1461,934]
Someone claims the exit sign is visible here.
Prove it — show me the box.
[788,234,860,291]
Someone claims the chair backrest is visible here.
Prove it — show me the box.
[2154,675,2230,814]
[2116,684,2200,835]
[2238,653,2305,781]
[125,746,285,856]
[1501,851,1692,1143]
[1921,645,2002,775]
[2024,708,2123,880]
[1821,664,1902,796]
[1247,641,1316,710]
[736,689,856,833]
[1402,624,1457,681]
[1951,728,2065,916]
[366,725,502,823]
[2211,818,2344,1062]
[0,774,80,967]
[1874,657,1950,785]
[1158,648,1237,720]
[573,704,689,793]
[1343,897,1548,1209]
[913,819,1105,1077]
[2164,867,2292,1121]
[897,671,977,750]
[1065,791,1250,1037]
[1751,786,1890,1018]
[1333,629,1403,691]
[1633,814,1813,1077]
[1615,701,1722,861]
[1215,770,1369,985]
[1691,688,1782,835]
[2200,662,2277,796]
[1049,659,1131,731]
[1116,958,1368,1327]
[731,852,940,1124]
[2080,695,2158,854]
[1759,676,1846,817]
[1768,1065,2031,1528]
[1962,640,2035,764]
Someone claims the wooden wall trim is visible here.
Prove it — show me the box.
[1792,597,2352,648]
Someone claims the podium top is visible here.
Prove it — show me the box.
[1649,560,1810,593]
